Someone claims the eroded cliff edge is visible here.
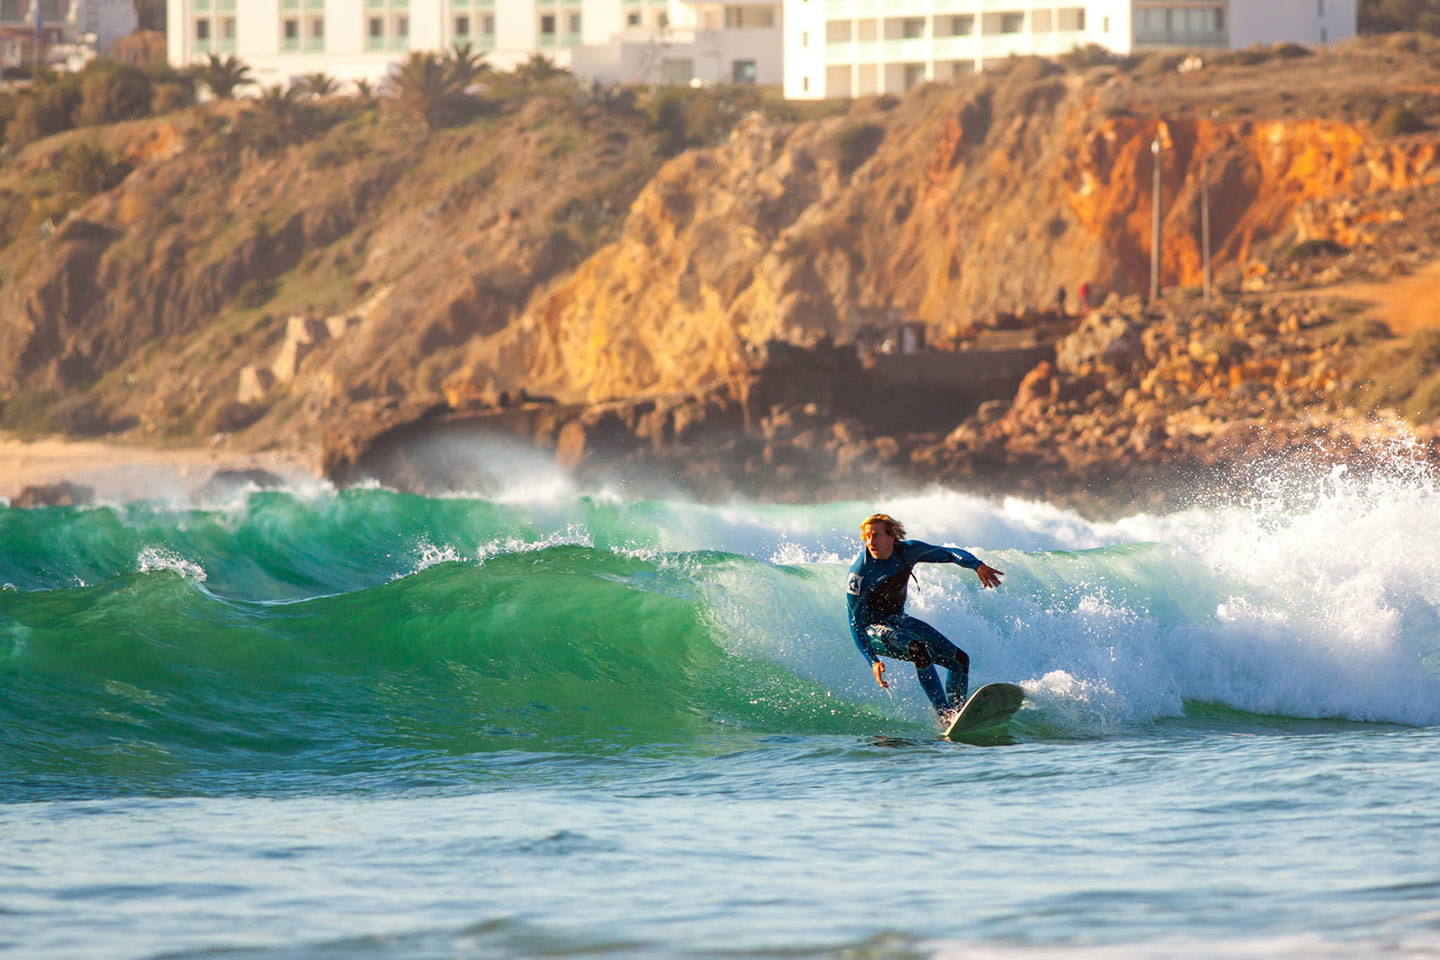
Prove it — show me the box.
[4,39,1440,507]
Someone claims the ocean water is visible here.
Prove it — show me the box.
[4,454,1440,959]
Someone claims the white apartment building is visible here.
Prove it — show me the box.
[783,0,1357,98]
[166,0,783,90]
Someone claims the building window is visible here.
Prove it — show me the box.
[369,17,382,39]
[1103,15,1109,32]
[1000,13,1023,33]
[396,15,408,38]
[456,15,469,36]
[541,13,555,34]
[802,76,809,92]
[568,13,580,34]
[732,59,757,83]
[195,18,210,40]
[1077,9,1085,30]
[657,12,668,28]
[284,19,298,39]
[902,18,924,38]
[628,12,640,27]
[221,17,235,39]
[483,14,493,34]
[953,15,973,35]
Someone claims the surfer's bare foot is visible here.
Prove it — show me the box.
[939,709,960,728]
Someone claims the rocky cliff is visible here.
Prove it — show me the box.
[4,37,1440,504]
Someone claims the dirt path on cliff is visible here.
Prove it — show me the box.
[0,434,321,504]
[1309,260,1440,335]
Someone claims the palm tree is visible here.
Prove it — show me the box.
[385,51,465,131]
[516,52,568,84]
[351,77,375,101]
[191,53,254,99]
[298,71,340,99]
[246,83,305,147]
[447,42,492,89]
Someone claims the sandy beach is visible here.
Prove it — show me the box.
[0,434,322,505]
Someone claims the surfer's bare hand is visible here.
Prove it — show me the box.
[872,661,889,689]
[976,564,1004,589]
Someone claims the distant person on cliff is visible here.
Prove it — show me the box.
[846,513,1004,724]
[1056,285,1068,316]
[1077,281,1091,313]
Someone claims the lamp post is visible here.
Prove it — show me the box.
[1150,137,1162,301]
[1201,156,1212,305]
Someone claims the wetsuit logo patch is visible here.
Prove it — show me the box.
[846,573,862,596]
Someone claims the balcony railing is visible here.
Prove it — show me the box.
[1134,28,1226,46]
[825,29,1087,63]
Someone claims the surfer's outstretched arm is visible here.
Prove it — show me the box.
[905,540,1004,589]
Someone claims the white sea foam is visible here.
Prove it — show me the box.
[473,524,596,562]
[137,547,207,582]
[686,452,1440,730]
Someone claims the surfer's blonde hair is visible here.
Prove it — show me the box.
[861,513,906,540]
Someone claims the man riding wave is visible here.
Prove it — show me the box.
[847,513,1004,724]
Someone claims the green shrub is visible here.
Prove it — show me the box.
[58,140,131,196]
[1233,44,1272,66]
[1271,42,1312,59]
[235,276,278,308]
[1315,316,1391,346]
[1059,44,1125,71]
[5,76,81,148]
[828,122,885,175]
[78,60,154,126]
[1406,371,1440,421]
[152,81,195,113]
[644,86,750,155]
[1287,238,1348,260]
[1375,105,1427,136]
[1349,327,1440,420]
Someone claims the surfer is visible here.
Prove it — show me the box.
[847,513,1003,724]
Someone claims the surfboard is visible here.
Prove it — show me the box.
[943,682,1024,739]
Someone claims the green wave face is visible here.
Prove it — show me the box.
[0,538,887,796]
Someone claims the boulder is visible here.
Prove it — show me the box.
[1056,313,1144,374]
[10,482,95,508]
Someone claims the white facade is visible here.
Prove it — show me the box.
[574,0,782,86]
[784,0,1357,99]
[167,0,783,91]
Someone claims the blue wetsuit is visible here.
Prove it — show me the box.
[847,539,979,715]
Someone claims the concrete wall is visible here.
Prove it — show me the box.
[1230,0,1356,47]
